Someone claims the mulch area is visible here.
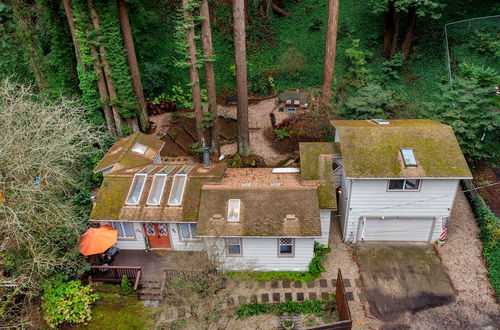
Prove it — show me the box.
[472,164,500,216]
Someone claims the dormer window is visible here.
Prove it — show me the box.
[125,166,155,205]
[401,148,417,167]
[132,143,148,154]
[227,199,240,222]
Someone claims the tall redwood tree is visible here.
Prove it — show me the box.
[233,0,250,156]
[321,0,339,106]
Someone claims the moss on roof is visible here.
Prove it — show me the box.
[93,132,165,173]
[299,142,340,180]
[317,156,337,209]
[332,120,472,178]
[90,177,132,220]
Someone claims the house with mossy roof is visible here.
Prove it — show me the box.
[301,119,472,243]
[89,134,334,271]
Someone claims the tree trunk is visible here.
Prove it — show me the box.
[87,0,125,137]
[271,2,289,17]
[117,0,149,133]
[11,0,47,91]
[63,0,117,136]
[401,5,417,60]
[389,11,401,59]
[321,0,339,105]
[233,0,251,156]
[182,0,204,146]
[382,1,395,58]
[200,0,220,155]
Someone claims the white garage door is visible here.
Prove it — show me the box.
[359,217,435,242]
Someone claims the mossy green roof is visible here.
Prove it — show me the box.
[93,132,165,173]
[331,120,472,178]
[299,142,340,180]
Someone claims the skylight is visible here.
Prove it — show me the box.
[126,175,147,205]
[139,165,156,174]
[146,165,176,206]
[132,143,148,154]
[168,174,187,206]
[227,199,241,222]
[177,165,194,175]
[401,148,417,167]
[371,119,389,125]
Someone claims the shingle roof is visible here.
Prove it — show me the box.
[299,142,340,209]
[89,163,226,221]
[331,119,472,178]
[196,185,321,237]
[93,132,165,173]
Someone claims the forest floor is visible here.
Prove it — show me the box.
[472,164,500,216]
[218,98,295,166]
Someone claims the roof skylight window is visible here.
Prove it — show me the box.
[401,148,417,167]
[139,165,156,174]
[168,174,187,206]
[145,165,175,206]
[177,165,194,175]
[227,199,241,222]
[371,119,389,125]
[132,143,148,154]
[126,175,147,205]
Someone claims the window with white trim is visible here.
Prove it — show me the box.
[132,143,148,154]
[125,166,156,205]
[388,179,421,191]
[178,223,197,240]
[332,158,342,173]
[112,222,135,239]
[278,238,294,256]
[168,174,187,206]
[226,237,242,256]
[147,165,175,206]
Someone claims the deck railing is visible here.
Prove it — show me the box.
[89,265,142,290]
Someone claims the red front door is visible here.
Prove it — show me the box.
[144,223,171,248]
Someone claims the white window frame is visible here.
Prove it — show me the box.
[125,174,148,205]
[168,174,188,206]
[178,223,198,241]
[387,179,421,191]
[132,143,148,154]
[112,222,136,240]
[226,237,242,256]
[227,199,241,222]
[332,158,342,173]
[278,238,294,257]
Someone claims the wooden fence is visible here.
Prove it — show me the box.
[89,265,141,290]
[307,268,353,330]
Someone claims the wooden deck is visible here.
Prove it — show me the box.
[112,249,207,281]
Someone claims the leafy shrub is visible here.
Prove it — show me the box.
[279,47,306,74]
[120,275,133,295]
[308,242,329,276]
[382,52,405,79]
[274,127,293,141]
[463,182,500,301]
[237,300,325,318]
[468,31,500,59]
[344,39,373,85]
[152,83,208,109]
[341,83,398,120]
[42,276,98,328]
[458,62,499,88]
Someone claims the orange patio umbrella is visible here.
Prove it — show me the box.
[79,225,118,256]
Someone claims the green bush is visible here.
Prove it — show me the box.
[237,300,325,318]
[120,275,133,295]
[464,182,500,301]
[42,276,98,328]
[308,242,329,276]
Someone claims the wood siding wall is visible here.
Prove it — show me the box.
[317,210,332,246]
[216,237,315,271]
[342,179,458,243]
[169,223,206,251]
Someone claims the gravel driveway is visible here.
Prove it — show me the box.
[361,190,500,329]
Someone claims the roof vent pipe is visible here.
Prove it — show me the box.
[203,146,211,168]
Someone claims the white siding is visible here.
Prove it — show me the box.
[344,179,458,243]
[338,170,351,239]
[216,237,315,271]
[169,223,206,251]
[316,210,331,246]
[101,222,146,250]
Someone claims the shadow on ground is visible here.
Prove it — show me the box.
[355,243,455,322]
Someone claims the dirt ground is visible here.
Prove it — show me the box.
[364,191,500,329]
[472,164,500,216]
[218,99,294,166]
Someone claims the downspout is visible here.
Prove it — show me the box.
[343,178,353,242]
